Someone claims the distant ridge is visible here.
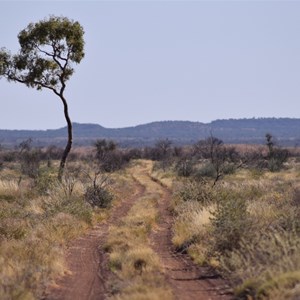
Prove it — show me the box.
[1,118,300,147]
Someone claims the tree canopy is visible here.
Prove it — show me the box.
[0,16,85,180]
[0,16,84,92]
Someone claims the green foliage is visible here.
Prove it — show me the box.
[267,149,289,172]
[196,162,217,178]
[0,49,10,77]
[19,16,84,62]
[1,16,84,91]
[94,139,116,162]
[265,133,289,172]
[20,149,41,179]
[177,179,214,205]
[175,157,195,177]
[101,151,128,172]
[93,139,128,172]
[1,16,85,180]
[34,169,57,195]
[61,197,93,225]
[193,137,240,184]
[210,195,252,254]
[84,185,113,208]
[172,157,300,298]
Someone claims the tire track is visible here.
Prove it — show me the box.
[43,174,145,300]
[148,174,233,300]
[43,162,232,300]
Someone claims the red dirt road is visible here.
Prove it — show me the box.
[44,164,232,300]
[149,178,232,300]
[44,177,145,300]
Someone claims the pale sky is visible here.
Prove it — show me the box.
[1,0,300,130]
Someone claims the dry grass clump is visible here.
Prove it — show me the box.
[0,180,22,202]
[150,169,174,189]
[175,178,215,205]
[221,229,300,300]
[172,202,213,253]
[172,160,300,299]
[0,161,112,299]
[105,193,164,284]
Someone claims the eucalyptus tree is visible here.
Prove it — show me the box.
[0,16,85,180]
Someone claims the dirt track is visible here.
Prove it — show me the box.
[149,178,231,300]
[44,163,231,300]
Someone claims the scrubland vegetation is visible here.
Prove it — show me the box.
[152,135,300,299]
[0,167,93,299]
[0,134,300,299]
[0,140,121,299]
[171,167,300,299]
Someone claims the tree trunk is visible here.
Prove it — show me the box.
[58,95,72,181]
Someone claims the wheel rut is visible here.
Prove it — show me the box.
[43,175,145,300]
[44,162,232,300]
[149,176,232,300]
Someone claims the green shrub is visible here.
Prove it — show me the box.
[196,162,217,179]
[34,170,57,195]
[210,195,252,254]
[175,158,195,177]
[177,179,214,205]
[268,157,285,172]
[62,197,93,224]
[20,149,41,179]
[84,185,113,208]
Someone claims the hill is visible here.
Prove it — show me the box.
[0,118,300,147]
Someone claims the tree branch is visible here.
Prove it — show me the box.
[36,46,53,57]
[6,71,58,94]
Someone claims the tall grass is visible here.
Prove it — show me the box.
[172,160,300,299]
[220,229,300,299]
[0,161,108,299]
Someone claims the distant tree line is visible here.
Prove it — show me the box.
[0,132,293,186]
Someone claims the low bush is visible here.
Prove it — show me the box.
[20,149,41,179]
[195,162,217,179]
[177,179,214,205]
[101,151,128,172]
[34,170,57,195]
[175,157,195,177]
[84,184,113,208]
[209,195,252,254]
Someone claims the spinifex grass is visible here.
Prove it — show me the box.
[172,158,300,299]
[0,160,125,300]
